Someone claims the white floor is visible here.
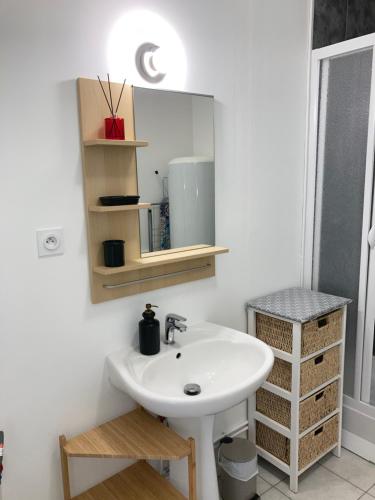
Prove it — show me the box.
[255,448,375,499]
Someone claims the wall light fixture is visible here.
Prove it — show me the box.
[107,10,187,89]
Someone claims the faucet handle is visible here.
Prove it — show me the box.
[166,313,187,323]
[164,313,187,344]
[173,320,187,331]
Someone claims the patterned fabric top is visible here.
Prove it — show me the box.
[247,287,351,323]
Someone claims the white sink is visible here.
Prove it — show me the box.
[107,321,274,500]
[107,321,273,417]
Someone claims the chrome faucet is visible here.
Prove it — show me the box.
[164,313,187,344]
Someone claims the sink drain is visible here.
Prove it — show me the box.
[184,383,201,396]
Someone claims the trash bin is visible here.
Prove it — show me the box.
[219,437,259,500]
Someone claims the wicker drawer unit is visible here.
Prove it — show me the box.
[256,415,339,471]
[256,309,342,357]
[247,288,351,493]
[256,381,338,432]
[267,345,340,396]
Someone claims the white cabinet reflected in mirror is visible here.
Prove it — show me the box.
[133,87,215,256]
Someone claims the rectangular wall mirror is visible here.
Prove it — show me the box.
[133,87,215,256]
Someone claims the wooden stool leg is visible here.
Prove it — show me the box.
[59,435,71,500]
[188,437,197,500]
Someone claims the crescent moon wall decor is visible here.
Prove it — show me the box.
[135,42,166,83]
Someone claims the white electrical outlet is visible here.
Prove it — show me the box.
[36,227,64,257]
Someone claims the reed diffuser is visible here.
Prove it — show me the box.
[97,74,126,140]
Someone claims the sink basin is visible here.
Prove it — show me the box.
[107,321,273,417]
[107,321,274,500]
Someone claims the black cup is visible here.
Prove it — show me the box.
[103,240,125,267]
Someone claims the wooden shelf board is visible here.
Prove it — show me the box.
[84,139,148,147]
[89,203,151,213]
[63,408,191,460]
[72,461,186,500]
[94,246,229,275]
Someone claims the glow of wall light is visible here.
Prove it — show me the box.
[107,10,187,89]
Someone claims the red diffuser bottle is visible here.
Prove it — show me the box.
[98,74,127,140]
[105,116,125,140]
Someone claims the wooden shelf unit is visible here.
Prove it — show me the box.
[59,408,196,500]
[71,462,185,500]
[77,77,228,303]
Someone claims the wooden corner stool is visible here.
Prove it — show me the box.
[59,407,196,499]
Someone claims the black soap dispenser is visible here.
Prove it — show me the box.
[139,304,160,355]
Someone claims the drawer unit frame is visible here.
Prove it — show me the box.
[247,304,347,493]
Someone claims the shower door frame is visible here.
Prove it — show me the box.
[303,33,375,409]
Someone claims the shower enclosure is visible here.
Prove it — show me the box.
[304,33,375,459]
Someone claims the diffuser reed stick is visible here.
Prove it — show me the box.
[97,75,113,115]
[115,78,127,115]
[107,73,114,116]
[97,75,127,117]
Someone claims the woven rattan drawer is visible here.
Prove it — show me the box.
[256,309,342,357]
[256,381,338,432]
[266,345,340,396]
[256,415,338,470]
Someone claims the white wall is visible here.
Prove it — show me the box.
[192,95,215,157]
[0,1,311,499]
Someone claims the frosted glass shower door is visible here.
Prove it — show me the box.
[310,46,374,401]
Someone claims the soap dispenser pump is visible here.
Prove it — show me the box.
[139,304,160,355]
